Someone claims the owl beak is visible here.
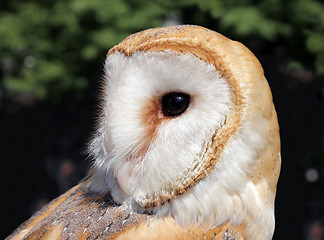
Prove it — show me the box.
[116,162,133,195]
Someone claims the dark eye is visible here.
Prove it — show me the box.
[161,92,191,117]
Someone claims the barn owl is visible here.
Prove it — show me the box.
[7,25,281,240]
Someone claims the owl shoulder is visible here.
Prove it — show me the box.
[7,182,245,240]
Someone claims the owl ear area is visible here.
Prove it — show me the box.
[161,91,191,117]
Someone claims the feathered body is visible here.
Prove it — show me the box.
[7,25,281,240]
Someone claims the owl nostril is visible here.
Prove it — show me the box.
[161,92,191,117]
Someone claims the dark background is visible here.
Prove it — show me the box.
[1,1,324,239]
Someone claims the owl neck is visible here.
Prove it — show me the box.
[150,121,278,240]
[153,175,275,240]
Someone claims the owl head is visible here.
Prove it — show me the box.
[87,25,281,239]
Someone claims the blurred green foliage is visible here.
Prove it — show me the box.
[0,0,323,101]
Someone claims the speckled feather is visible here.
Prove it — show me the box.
[7,182,141,239]
[7,181,245,240]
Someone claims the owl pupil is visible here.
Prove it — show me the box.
[162,92,191,117]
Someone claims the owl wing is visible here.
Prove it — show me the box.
[6,181,145,240]
[7,181,245,240]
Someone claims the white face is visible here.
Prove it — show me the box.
[90,51,232,208]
